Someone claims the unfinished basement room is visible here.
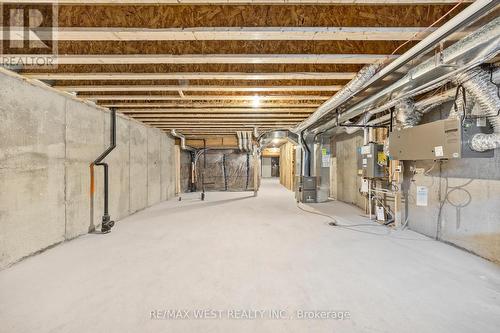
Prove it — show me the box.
[1,1,499,332]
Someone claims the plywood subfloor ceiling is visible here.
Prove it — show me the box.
[6,0,469,138]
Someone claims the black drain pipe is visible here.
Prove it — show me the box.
[201,139,206,201]
[92,108,117,233]
[245,152,250,190]
[222,154,228,191]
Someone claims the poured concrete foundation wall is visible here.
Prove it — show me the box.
[402,104,500,263]
[0,70,176,269]
[329,103,500,263]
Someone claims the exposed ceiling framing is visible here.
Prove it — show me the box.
[2,1,469,137]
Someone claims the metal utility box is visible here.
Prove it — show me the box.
[357,143,386,179]
[298,190,317,203]
[301,176,317,190]
[389,118,494,160]
[295,176,317,203]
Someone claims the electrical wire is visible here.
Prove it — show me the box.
[390,1,464,56]
[436,177,474,238]
[424,160,439,176]
[296,202,433,241]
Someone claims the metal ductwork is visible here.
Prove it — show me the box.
[349,0,499,93]
[241,131,247,152]
[395,99,420,129]
[344,112,373,135]
[291,63,380,134]
[258,130,297,148]
[311,16,500,135]
[237,131,243,151]
[455,67,500,152]
[245,131,252,151]
[237,131,253,152]
[415,89,456,114]
[327,90,455,136]
[171,129,195,151]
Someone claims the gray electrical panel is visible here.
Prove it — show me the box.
[357,143,386,179]
[295,176,317,203]
[389,118,494,160]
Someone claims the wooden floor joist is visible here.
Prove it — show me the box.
[56,85,343,92]
[83,95,331,101]
[6,54,394,65]
[155,125,295,129]
[0,0,471,4]
[11,27,436,42]
[160,120,297,123]
[102,103,321,108]
[118,107,316,113]
[135,118,309,122]
[2,0,466,137]
[132,115,309,119]
[24,72,355,81]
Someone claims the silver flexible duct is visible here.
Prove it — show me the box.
[415,89,456,115]
[237,131,243,151]
[395,99,420,128]
[171,129,195,151]
[291,63,380,134]
[322,17,499,132]
[245,131,253,151]
[243,131,248,152]
[321,89,458,136]
[448,87,474,119]
[242,131,248,152]
[253,127,259,139]
[455,67,500,151]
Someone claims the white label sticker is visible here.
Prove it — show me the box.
[477,117,487,127]
[434,146,444,157]
[360,179,369,193]
[362,158,367,165]
[376,206,385,221]
[322,154,330,168]
[416,186,428,207]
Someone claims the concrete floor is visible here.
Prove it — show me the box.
[1,179,499,333]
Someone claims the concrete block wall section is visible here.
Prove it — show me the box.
[0,69,177,269]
